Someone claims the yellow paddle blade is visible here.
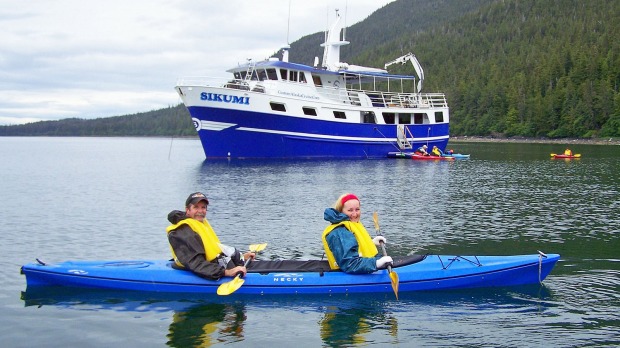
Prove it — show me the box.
[249,243,267,253]
[216,275,245,296]
[550,153,557,157]
[372,211,379,231]
[574,154,581,158]
[217,243,267,296]
[389,270,399,300]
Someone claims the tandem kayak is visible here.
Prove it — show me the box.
[387,152,454,160]
[21,253,559,296]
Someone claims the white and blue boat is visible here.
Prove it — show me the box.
[175,12,449,159]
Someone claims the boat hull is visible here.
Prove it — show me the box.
[21,254,560,295]
[185,104,449,159]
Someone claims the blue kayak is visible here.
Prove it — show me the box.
[442,153,470,159]
[21,253,559,295]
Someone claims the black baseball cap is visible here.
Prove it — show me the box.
[185,192,209,207]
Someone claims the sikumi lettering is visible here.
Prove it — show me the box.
[200,92,250,105]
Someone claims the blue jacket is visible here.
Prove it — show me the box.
[323,208,379,274]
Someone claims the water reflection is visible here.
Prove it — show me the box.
[166,303,246,347]
[319,299,398,347]
[21,284,568,347]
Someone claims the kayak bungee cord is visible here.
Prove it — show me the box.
[436,255,483,270]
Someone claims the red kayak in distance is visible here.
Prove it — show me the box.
[387,152,454,160]
[551,153,581,159]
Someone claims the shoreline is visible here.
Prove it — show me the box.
[449,136,620,146]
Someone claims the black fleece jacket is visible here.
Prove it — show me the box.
[167,210,243,280]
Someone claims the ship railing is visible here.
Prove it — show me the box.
[359,90,448,109]
[314,85,362,105]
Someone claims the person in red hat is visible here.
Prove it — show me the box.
[321,193,392,274]
[166,192,254,280]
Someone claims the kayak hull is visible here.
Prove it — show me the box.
[21,253,560,295]
[552,154,580,159]
[442,153,470,159]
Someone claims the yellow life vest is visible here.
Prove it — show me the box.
[432,147,441,156]
[166,218,223,268]
[322,221,378,270]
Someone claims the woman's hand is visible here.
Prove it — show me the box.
[372,236,387,246]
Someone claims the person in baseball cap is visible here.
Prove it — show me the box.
[166,192,254,280]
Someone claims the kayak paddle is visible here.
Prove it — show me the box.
[216,243,267,296]
[372,211,399,300]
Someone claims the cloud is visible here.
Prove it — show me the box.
[0,0,394,125]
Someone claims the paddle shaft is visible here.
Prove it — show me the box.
[372,211,399,300]
[379,239,394,274]
[234,247,259,277]
[216,243,267,296]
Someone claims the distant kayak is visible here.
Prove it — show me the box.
[387,152,455,160]
[442,153,470,159]
[411,153,454,160]
[551,153,581,159]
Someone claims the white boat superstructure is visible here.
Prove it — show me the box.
[176,11,449,159]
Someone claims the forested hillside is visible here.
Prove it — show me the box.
[0,105,194,136]
[2,0,619,138]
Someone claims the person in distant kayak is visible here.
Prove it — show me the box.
[431,146,444,156]
[166,192,255,280]
[415,144,429,156]
[564,148,573,156]
[322,193,393,274]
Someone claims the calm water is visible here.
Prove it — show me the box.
[1,137,618,347]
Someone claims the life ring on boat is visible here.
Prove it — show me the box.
[333,80,340,88]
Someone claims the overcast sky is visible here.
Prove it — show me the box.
[0,0,395,125]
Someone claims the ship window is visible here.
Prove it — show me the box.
[280,69,288,80]
[257,69,267,81]
[398,113,412,124]
[382,112,396,124]
[239,71,247,80]
[312,75,323,86]
[299,72,307,83]
[234,72,241,80]
[414,113,428,124]
[303,107,317,116]
[362,111,376,124]
[290,71,298,82]
[333,111,346,119]
[249,70,259,80]
[270,102,286,112]
[435,111,444,122]
[266,68,278,80]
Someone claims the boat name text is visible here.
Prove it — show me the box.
[272,273,304,282]
[277,90,320,100]
[200,92,250,105]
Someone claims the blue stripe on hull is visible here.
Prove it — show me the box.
[188,106,450,159]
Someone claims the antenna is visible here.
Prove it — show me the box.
[343,0,348,40]
[286,0,291,45]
